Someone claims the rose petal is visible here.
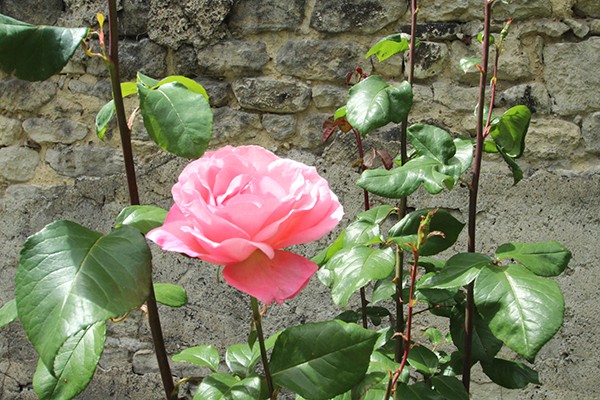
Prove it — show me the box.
[222,250,318,304]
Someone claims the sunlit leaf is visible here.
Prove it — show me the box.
[172,345,220,372]
[496,242,571,277]
[154,283,187,308]
[114,205,168,235]
[365,33,411,62]
[0,298,17,328]
[489,105,531,158]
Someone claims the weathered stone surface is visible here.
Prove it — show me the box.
[0,116,22,146]
[118,0,150,37]
[515,19,570,38]
[211,107,262,144]
[23,118,88,144]
[67,77,112,100]
[526,119,581,161]
[173,45,199,77]
[1,0,64,25]
[544,38,600,115]
[0,147,39,182]
[564,18,590,38]
[197,79,230,107]
[229,0,305,34]
[232,78,311,113]
[312,84,347,109]
[276,40,363,81]
[432,82,479,111]
[493,0,553,20]
[400,22,461,40]
[262,114,296,140]
[0,80,57,113]
[582,112,600,154]
[575,0,600,18]
[408,41,449,80]
[297,113,330,150]
[590,19,600,35]
[197,41,269,77]
[46,144,124,177]
[418,0,481,22]
[61,0,107,26]
[496,83,552,114]
[119,39,167,80]
[310,0,406,33]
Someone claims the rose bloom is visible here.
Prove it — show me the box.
[147,145,343,304]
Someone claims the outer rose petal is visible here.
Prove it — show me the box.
[222,250,318,305]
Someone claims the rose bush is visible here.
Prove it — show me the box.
[147,145,343,304]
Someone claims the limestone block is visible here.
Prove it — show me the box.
[229,0,306,34]
[1,0,64,25]
[310,0,407,34]
[564,18,590,38]
[525,118,581,161]
[67,77,112,100]
[496,83,552,114]
[23,118,88,144]
[433,82,480,111]
[0,80,57,113]
[276,40,363,81]
[312,85,348,109]
[493,0,553,20]
[418,0,482,22]
[211,107,262,144]
[0,116,22,146]
[173,45,199,77]
[232,78,311,113]
[298,113,331,150]
[408,41,449,80]
[515,19,570,38]
[196,41,269,77]
[196,79,230,108]
[46,144,124,177]
[262,114,297,141]
[119,39,167,80]
[575,0,600,18]
[118,0,150,37]
[0,147,39,182]
[544,38,600,115]
[400,22,462,40]
[582,112,600,154]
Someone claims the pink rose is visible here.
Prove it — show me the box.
[147,145,343,304]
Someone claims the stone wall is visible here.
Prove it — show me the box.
[1,0,599,399]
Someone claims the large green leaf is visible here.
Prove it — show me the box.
[194,374,261,400]
[408,124,456,164]
[496,242,571,277]
[497,147,524,185]
[172,345,220,372]
[114,205,168,235]
[474,264,565,362]
[226,343,258,378]
[0,14,88,81]
[365,33,411,62]
[407,346,439,376]
[346,76,413,136]
[450,306,503,362]
[137,75,213,159]
[321,246,395,306]
[0,298,17,328]
[342,220,381,247]
[395,382,444,400]
[153,283,188,308]
[270,320,378,400]
[489,105,531,158]
[481,358,540,389]
[33,321,105,400]
[420,252,492,289]
[356,205,396,225]
[389,209,466,256]
[430,376,469,400]
[16,221,152,372]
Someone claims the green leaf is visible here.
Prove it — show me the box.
[0,298,17,328]
[365,33,411,62]
[424,328,445,346]
[137,72,160,87]
[114,205,168,235]
[431,376,469,400]
[322,246,396,306]
[137,76,212,158]
[270,320,378,400]
[481,358,540,389]
[16,221,152,372]
[389,209,466,256]
[33,321,105,400]
[497,147,524,185]
[313,231,346,268]
[477,32,495,45]
[154,283,188,308]
[226,343,258,378]
[450,306,503,362]
[496,242,571,277]
[0,14,88,81]
[334,106,347,120]
[408,124,456,164]
[489,105,531,158]
[155,76,209,100]
[343,220,380,247]
[194,374,261,400]
[172,345,220,372]
[95,82,139,140]
[346,76,413,136]
[407,346,439,376]
[371,279,396,304]
[420,252,492,289]
[396,382,444,400]
[357,205,395,224]
[474,264,565,362]
[459,57,481,73]
[416,273,458,305]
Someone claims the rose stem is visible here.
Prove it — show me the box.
[251,297,276,399]
[107,1,175,398]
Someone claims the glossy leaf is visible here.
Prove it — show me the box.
[420,252,492,289]
[312,231,345,268]
[496,242,571,277]
[137,76,213,159]
[334,106,347,120]
[270,320,378,400]
[114,205,168,235]
[0,298,17,328]
[450,306,502,362]
[16,221,152,372]
[424,327,445,346]
[154,283,188,308]
[343,220,380,247]
[389,209,466,256]
[347,76,413,136]
[498,147,524,185]
[0,14,88,81]
[416,273,458,305]
[95,82,139,140]
[481,358,540,389]
[371,279,396,304]
[474,264,565,362]
[194,374,261,400]
[226,343,258,378]
[431,376,469,400]
[33,321,105,400]
[172,345,220,372]
[408,124,456,164]
[395,382,444,400]
[365,33,411,62]
[155,75,209,100]
[137,72,160,87]
[357,205,395,224]
[407,346,439,376]
[322,246,396,306]
[489,105,531,158]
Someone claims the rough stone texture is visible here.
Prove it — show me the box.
[232,78,311,113]
[544,38,600,115]
[23,118,88,144]
[118,0,151,37]
[574,0,600,17]
[119,39,168,80]
[0,80,57,113]
[211,107,262,144]
[312,84,348,109]
[496,83,552,114]
[0,147,40,182]
[492,0,553,20]
[196,41,269,78]
[228,0,305,34]
[400,22,462,40]
[0,0,64,25]
[310,0,407,33]
[515,19,570,38]
[196,78,230,107]
[582,112,600,154]
[276,40,363,81]
[409,41,449,80]
[564,18,590,38]
[45,144,124,177]
[432,82,480,111]
[525,118,582,162]
[262,114,296,141]
[0,116,22,146]
[418,0,552,21]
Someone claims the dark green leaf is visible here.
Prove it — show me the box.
[408,124,456,164]
[497,147,523,185]
[194,374,261,400]
[365,33,411,62]
[407,346,439,376]
[357,205,395,224]
[474,264,565,362]
[431,376,469,400]
[481,358,540,389]
[312,231,345,267]
[371,279,396,304]
[16,221,152,372]
[270,320,378,400]
[172,345,220,372]
[496,242,571,277]
[416,273,458,305]
[0,298,17,328]
[489,105,531,158]
[226,343,257,378]
[396,382,444,400]
[0,14,88,81]
[95,82,139,140]
[450,306,502,362]
[33,321,105,400]
[138,77,213,158]
[420,252,492,288]
[347,76,413,136]
[114,205,168,235]
[335,310,361,324]
[154,283,188,308]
